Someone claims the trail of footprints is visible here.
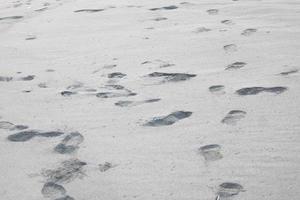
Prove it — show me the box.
[1,2,296,200]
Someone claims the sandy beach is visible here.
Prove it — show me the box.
[0,0,300,200]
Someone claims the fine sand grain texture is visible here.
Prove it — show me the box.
[0,0,300,200]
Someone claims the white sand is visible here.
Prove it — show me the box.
[0,0,300,199]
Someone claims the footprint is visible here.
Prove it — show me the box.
[223,44,237,53]
[0,76,13,82]
[221,20,234,25]
[152,17,168,21]
[96,91,136,98]
[241,28,257,36]
[221,110,246,125]
[54,132,84,154]
[8,130,64,142]
[115,98,161,107]
[0,16,23,21]
[105,84,125,90]
[10,125,29,131]
[107,72,127,79]
[225,62,247,70]
[144,111,192,127]
[19,75,35,81]
[37,131,64,138]
[279,69,298,76]
[207,9,218,15]
[209,85,225,94]
[41,182,66,199]
[7,130,39,142]
[74,9,105,13]
[61,91,77,96]
[25,36,36,40]
[146,72,196,83]
[194,27,211,33]
[98,162,117,172]
[236,87,287,95]
[199,144,222,161]
[216,182,244,199]
[149,5,178,11]
[42,159,87,183]
[0,121,15,129]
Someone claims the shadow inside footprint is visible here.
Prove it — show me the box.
[99,162,117,172]
[224,44,237,52]
[144,111,192,127]
[199,144,222,161]
[20,75,35,81]
[41,182,66,199]
[241,28,257,36]
[0,16,23,21]
[225,62,246,70]
[42,159,87,183]
[38,131,64,138]
[61,91,77,96]
[149,5,178,11]
[146,72,196,83]
[74,9,105,13]
[108,72,127,78]
[216,182,244,199]
[236,87,287,96]
[279,69,298,76]
[115,98,160,107]
[209,85,225,94]
[207,9,219,15]
[221,110,246,125]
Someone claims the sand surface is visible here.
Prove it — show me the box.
[0,0,300,200]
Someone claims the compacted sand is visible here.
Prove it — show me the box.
[0,0,300,200]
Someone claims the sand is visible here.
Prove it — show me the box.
[0,0,300,199]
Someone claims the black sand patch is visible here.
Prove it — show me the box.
[225,62,247,70]
[236,87,287,95]
[144,111,192,127]
[199,144,222,161]
[221,110,246,125]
